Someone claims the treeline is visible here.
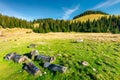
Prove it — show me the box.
[33,18,71,33]
[73,10,109,19]
[33,15,120,34]
[0,14,33,28]
[0,13,120,34]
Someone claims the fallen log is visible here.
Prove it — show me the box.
[30,50,55,63]
[4,52,30,63]
[44,62,67,73]
[22,62,42,76]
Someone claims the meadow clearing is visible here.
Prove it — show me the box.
[0,28,120,80]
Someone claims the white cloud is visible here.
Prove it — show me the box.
[92,0,120,9]
[62,5,79,19]
[0,2,31,21]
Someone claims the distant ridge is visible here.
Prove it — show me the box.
[72,14,109,22]
[73,10,109,19]
[0,10,120,34]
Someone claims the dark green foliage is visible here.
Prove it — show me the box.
[33,15,120,34]
[0,13,120,34]
[73,10,109,19]
[0,13,33,29]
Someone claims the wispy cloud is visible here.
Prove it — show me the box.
[0,2,31,21]
[62,5,79,19]
[92,0,120,9]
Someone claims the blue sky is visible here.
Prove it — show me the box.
[0,0,120,21]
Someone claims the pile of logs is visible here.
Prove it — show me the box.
[4,50,67,76]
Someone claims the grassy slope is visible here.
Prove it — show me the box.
[72,14,109,22]
[33,14,109,25]
[0,28,120,80]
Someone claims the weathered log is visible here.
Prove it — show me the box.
[44,62,67,73]
[4,52,17,60]
[18,56,30,63]
[30,50,55,63]
[4,52,30,63]
[22,62,41,76]
[30,50,39,60]
[35,55,55,63]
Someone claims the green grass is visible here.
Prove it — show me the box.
[0,35,120,80]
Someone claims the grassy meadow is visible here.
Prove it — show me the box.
[72,14,109,22]
[0,28,120,80]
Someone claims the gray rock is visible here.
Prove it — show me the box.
[82,61,89,66]
[76,39,84,42]
[92,68,96,72]
[27,44,37,48]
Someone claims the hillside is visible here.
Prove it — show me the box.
[72,14,109,22]
[72,10,110,22]
[33,15,120,33]
[73,10,109,19]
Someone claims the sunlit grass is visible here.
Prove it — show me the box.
[72,14,109,22]
[0,28,120,80]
